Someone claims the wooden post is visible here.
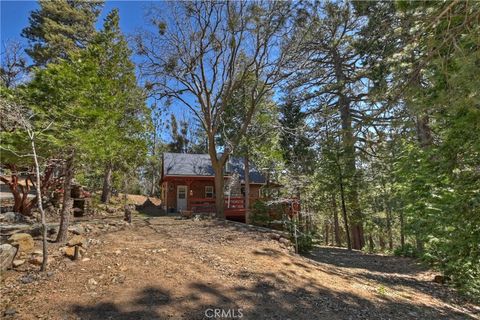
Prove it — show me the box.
[73,245,80,260]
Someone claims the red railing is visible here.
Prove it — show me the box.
[190,197,215,213]
[188,197,246,217]
[225,197,244,208]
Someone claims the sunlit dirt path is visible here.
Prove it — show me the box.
[1,217,478,320]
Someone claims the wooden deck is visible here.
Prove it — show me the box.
[189,197,246,222]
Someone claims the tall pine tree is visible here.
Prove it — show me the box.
[22,0,103,66]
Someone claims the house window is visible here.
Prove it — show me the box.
[205,186,214,198]
[178,187,186,199]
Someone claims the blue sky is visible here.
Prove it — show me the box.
[1,1,153,48]
[1,1,193,140]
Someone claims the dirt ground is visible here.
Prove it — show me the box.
[1,216,478,320]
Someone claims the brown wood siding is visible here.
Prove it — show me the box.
[163,176,263,212]
[165,180,179,211]
[190,180,216,199]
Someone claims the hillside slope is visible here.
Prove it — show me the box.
[1,217,478,319]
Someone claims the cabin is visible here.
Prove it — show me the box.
[160,153,266,221]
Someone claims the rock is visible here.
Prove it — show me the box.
[268,233,281,241]
[0,212,26,223]
[1,212,25,223]
[0,244,18,271]
[278,237,290,245]
[4,308,16,316]
[88,278,98,286]
[12,259,25,267]
[29,225,43,237]
[106,207,116,214]
[32,249,43,256]
[68,225,85,235]
[46,225,58,236]
[29,256,43,265]
[19,274,35,284]
[63,246,75,258]
[67,235,86,247]
[433,275,450,284]
[29,224,57,238]
[87,238,101,246]
[8,233,34,253]
[63,246,85,259]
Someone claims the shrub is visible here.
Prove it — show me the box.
[250,200,271,227]
[393,244,418,258]
[293,231,314,253]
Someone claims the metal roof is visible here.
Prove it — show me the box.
[162,153,266,184]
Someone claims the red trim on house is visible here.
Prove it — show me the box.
[162,175,264,184]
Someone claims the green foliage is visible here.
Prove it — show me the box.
[22,0,103,66]
[285,219,315,253]
[279,94,314,176]
[250,200,272,227]
[280,0,479,299]
[393,244,418,258]
[294,231,314,254]
[4,7,149,197]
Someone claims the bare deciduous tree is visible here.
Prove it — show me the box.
[0,99,50,271]
[0,40,27,88]
[137,1,297,218]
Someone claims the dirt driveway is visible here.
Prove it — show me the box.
[1,217,478,320]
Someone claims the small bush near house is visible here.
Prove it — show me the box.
[250,200,271,227]
[294,231,315,253]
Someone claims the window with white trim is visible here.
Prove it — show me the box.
[205,186,214,198]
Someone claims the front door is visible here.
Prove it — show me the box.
[177,185,188,211]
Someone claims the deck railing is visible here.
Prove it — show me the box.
[190,197,215,213]
[189,197,246,216]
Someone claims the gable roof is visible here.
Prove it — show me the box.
[162,152,266,184]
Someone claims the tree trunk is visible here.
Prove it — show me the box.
[339,177,351,251]
[382,189,394,250]
[387,207,393,251]
[331,220,334,246]
[150,127,158,196]
[213,166,225,219]
[400,210,405,250]
[379,235,386,251]
[208,132,227,220]
[0,171,36,216]
[30,136,48,271]
[150,173,156,196]
[416,236,424,254]
[332,193,342,247]
[244,152,250,224]
[416,115,433,148]
[325,223,329,245]
[56,150,75,243]
[333,49,364,250]
[368,234,375,253]
[101,164,112,203]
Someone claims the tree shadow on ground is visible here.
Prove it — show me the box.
[69,271,474,320]
[296,246,473,309]
[304,246,427,275]
[71,287,170,320]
